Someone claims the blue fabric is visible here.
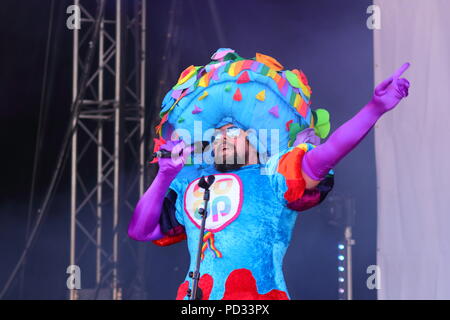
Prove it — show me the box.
[166,147,334,300]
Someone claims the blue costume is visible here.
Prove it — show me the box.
[152,49,334,299]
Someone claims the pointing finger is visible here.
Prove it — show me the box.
[393,62,410,80]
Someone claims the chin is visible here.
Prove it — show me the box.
[214,162,244,172]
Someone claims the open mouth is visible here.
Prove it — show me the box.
[222,145,233,152]
[216,144,233,154]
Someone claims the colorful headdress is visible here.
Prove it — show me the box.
[154,48,330,158]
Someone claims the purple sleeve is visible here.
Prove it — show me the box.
[302,102,383,181]
[302,63,411,181]
[128,172,174,241]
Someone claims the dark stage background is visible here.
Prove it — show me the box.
[0,0,375,299]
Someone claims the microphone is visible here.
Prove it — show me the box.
[152,141,210,159]
[198,175,215,190]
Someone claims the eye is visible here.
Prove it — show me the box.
[227,127,241,138]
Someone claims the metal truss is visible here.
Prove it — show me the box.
[70,0,146,300]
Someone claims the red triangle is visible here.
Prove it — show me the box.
[233,88,242,101]
[237,71,250,84]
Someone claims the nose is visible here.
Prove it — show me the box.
[216,132,228,145]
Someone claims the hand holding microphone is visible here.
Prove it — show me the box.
[153,141,209,158]
[156,140,192,178]
[153,140,211,177]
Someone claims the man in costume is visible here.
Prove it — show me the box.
[128,48,410,300]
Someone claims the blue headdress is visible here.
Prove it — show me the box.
[154,48,330,161]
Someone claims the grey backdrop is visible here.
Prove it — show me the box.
[375,0,450,299]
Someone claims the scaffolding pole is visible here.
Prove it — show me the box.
[70,0,146,300]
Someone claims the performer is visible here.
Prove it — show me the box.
[128,49,410,300]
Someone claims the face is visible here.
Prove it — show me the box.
[212,123,251,172]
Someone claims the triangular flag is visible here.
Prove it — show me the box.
[233,88,242,101]
[237,71,250,84]
[285,70,301,88]
[192,105,203,114]
[211,68,220,80]
[255,52,283,71]
[198,91,208,101]
[268,105,279,118]
[198,73,211,87]
[256,90,266,101]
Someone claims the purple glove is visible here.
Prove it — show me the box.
[128,140,191,241]
[157,139,192,178]
[302,63,411,181]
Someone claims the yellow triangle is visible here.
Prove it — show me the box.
[198,90,208,101]
[198,74,210,87]
[256,90,266,101]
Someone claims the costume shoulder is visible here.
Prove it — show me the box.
[265,143,334,212]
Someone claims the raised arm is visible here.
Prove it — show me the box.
[301,63,411,183]
[128,140,190,241]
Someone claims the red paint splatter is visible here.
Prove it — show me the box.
[176,274,213,300]
[176,269,289,300]
[222,268,289,300]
